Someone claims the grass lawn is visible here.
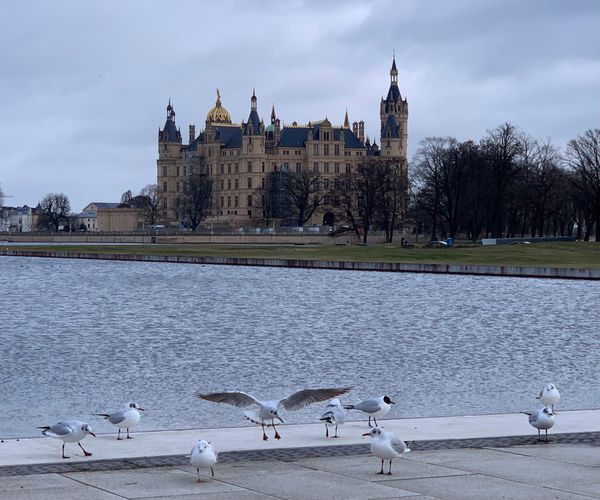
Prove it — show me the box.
[6,241,600,269]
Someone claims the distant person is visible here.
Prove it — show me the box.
[400,237,406,247]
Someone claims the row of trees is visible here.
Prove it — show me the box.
[411,125,600,241]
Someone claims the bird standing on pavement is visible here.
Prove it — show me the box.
[198,387,351,441]
[536,384,560,411]
[38,421,96,459]
[363,427,411,475]
[319,398,346,438]
[525,406,555,442]
[344,395,395,427]
[95,401,144,440]
[190,439,218,482]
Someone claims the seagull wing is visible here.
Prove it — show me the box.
[47,422,74,437]
[390,434,408,453]
[197,391,259,408]
[279,387,351,411]
[107,409,127,425]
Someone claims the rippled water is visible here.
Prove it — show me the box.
[1,256,599,438]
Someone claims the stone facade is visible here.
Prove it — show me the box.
[156,59,408,227]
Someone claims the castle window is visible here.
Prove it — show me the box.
[346,163,351,174]
[162,166,167,177]
[313,144,319,155]
[248,137,252,145]
[183,166,187,176]
[283,162,289,171]
[248,210,252,217]
[220,196,224,207]
[247,195,252,207]
[220,164,224,174]
[261,177,265,189]
[334,144,340,156]
[227,196,231,208]
[235,163,239,174]
[324,162,329,174]
[208,148,212,157]
[324,144,329,156]
[227,164,231,174]
[261,162,265,172]
[248,161,252,172]
[163,181,167,192]
[176,166,180,176]
[234,196,239,208]
[334,178,340,189]
[296,162,301,173]
[176,181,180,192]
[228,179,232,190]
[272,163,277,171]
[324,194,332,205]
[387,140,391,147]
[247,177,252,189]
[334,162,340,173]
[235,179,239,190]
[313,162,319,174]
[220,179,224,190]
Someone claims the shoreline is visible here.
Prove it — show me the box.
[2,249,599,280]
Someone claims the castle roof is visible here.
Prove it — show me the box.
[161,118,180,142]
[244,109,262,135]
[278,124,364,148]
[386,83,401,102]
[206,89,232,124]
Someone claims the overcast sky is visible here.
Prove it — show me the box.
[1,0,599,212]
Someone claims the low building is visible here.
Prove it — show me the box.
[97,207,145,232]
[0,206,34,232]
[76,210,98,231]
[82,202,120,212]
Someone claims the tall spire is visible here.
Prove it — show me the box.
[390,55,398,85]
[166,99,174,120]
[251,88,257,110]
[271,104,276,124]
[343,109,350,129]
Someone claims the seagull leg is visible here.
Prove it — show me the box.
[210,466,215,478]
[368,416,373,428]
[377,458,385,474]
[325,425,329,438]
[333,424,339,438]
[545,429,549,443]
[62,443,70,459]
[117,428,122,440]
[261,423,268,441]
[196,467,204,483]
[387,460,393,475]
[127,428,133,439]
[273,420,281,440]
[373,417,378,427]
[78,441,92,457]
[537,429,541,442]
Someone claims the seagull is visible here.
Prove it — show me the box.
[190,439,218,482]
[95,401,144,440]
[37,421,96,459]
[524,406,555,443]
[198,387,351,441]
[363,427,411,475]
[536,383,560,410]
[344,395,395,427]
[319,398,346,438]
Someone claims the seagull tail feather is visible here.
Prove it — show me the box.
[342,405,354,410]
[94,413,111,419]
[37,426,50,435]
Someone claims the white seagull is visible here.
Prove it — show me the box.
[525,406,555,442]
[363,427,411,475]
[344,395,395,427]
[536,383,560,410]
[95,401,144,440]
[319,398,346,438]
[38,420,96,459]
[198,387,351,441]
[190,439,218,482]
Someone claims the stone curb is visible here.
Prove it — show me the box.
[2,431,598,477]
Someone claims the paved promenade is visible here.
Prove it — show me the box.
[1,411,599,498]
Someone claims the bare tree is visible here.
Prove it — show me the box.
[37,193,71,231]
[119,189,133,207]
[255,171,293,226]
[139,184,160,225]
[0,183,4,208]
[565,128,600,241]
[176,174,212,230]
[374,158,407,242]
[284,170,326,226]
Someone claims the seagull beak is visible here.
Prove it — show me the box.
[362,432,370,436]
[390,401,396,404]
[138,408,145,412]
[90,432,97,437]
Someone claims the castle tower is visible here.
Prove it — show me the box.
[157,100,182,223]
[380,57,408,158]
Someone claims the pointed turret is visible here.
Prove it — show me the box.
[159,100,182,143]
[244,89,262,136]
[343,109,350,129]
[271,105,276,124]
[379,56,408,158]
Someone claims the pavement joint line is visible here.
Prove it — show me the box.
[58,472,130,499]
[0,432,600,477]
[2,431,599,477]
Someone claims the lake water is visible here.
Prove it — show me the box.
[1,256,599,438]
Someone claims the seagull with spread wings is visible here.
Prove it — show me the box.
[198,387,351,441]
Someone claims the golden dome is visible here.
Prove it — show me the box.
[206,89,232,123]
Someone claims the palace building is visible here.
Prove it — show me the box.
[156,58,408,227]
